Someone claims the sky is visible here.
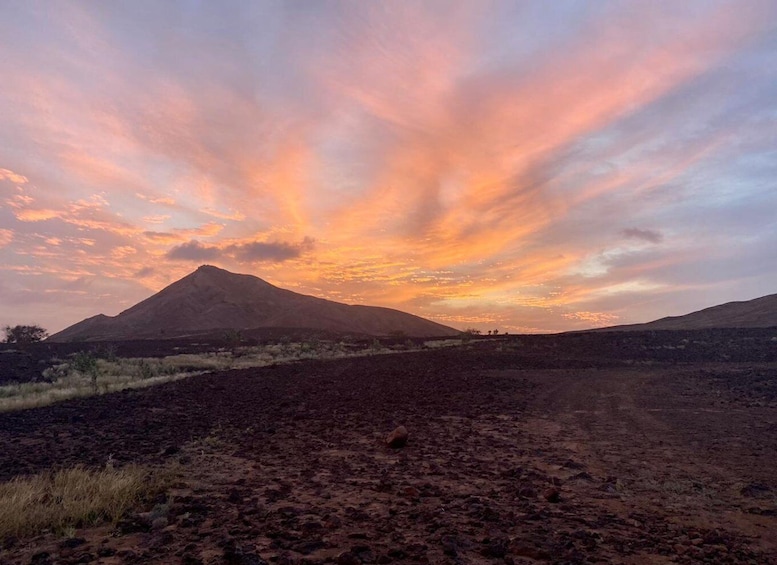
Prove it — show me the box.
[1,1,776,335]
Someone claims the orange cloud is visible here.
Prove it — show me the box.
[142,222,224,245]
[142,214,171,224]
[200,207,246,221]
[15,208,62,222]
[0,168,29,185]
[111,245,137,259]
[563,311,620,326]
[136,193,177,206]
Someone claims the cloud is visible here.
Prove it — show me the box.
[142,222,224,245]
[165,236,316,263]
[142,214,171,224]
[134,266,155,278]
[621,228,663,244]
[229,237,315,263]
[0,168,28,184]
[14,209,62,222]
[166,240,221,261]
[563,311,620,326]
[111,245,137,259]
[0,229,13,247]
[200,207,246,221]
[136,193,176,206]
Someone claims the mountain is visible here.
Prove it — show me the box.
[598,292,777,332]
[48,265,460,341]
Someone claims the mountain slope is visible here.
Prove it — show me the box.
[49,265,460,341]
[599,292,777,331]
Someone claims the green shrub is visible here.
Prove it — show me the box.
[71,351,98,374]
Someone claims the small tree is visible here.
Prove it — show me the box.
[71,351,99,392]
[461,328,480,344]
[3,324,48,344]
[223,329,244,356]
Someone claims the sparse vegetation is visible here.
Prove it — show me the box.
[70,351,100,392]
[3,324,48,344]
[223,328,244,355]
[0,339,444,412]
[0,464,165,539]
[461,328,481,343]
[423,338,464,348]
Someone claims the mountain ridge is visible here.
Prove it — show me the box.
[48,265,460,341]
[595,292,777,332]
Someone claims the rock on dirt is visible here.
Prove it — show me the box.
[543,487,561,503]
[385,425,409,448]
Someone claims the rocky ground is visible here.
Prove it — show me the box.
[1,331,776,564]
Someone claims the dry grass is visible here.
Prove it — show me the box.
[0,339,444,413]
[0,465,166,539]
[0,369,197,412]
[423,338,465,348]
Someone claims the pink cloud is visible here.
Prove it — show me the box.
[0,168,29,184]
[0,228,13,247]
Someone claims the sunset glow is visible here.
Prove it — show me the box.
[1,2,776,334]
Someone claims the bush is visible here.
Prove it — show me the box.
[136,359,157,380]
[70,351,99,392]
[3,324,48,344]
[71,351,98,374]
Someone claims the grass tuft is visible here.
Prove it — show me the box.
[0,465,163,539]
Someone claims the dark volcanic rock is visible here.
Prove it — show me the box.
[223,541,267,565]
[385,425,409,448]
[335,550,360,565]
[543,487,561,503]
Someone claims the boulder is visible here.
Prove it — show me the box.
[385,426,409,448]
[543,487,561,503]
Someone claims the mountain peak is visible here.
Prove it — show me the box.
[188,265,272,289]
[193,264,236,278]
[196,264,226,273]
[48,266,460,341]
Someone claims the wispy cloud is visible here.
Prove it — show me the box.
[0,229,13,247]
[621,228,663,244]
[0,168,28,184]
[1,1,776,333]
